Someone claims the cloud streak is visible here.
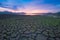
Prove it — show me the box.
[0,0,60,15]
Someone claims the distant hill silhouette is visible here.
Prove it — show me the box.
[0,11,26,15]
[41,12,60,16]
[54,12,60,16]
[0,11,26,19]
[0,11,60,19]
[0,11,60,16]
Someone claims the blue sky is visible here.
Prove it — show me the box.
[0,0,60,13]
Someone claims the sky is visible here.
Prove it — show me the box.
[0,0,60,15]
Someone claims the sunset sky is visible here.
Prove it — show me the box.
[0,0,60,15]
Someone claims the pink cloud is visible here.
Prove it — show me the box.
[0,3,60,15]
[0,7,49,15]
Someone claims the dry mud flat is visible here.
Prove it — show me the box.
[0,16,60,40]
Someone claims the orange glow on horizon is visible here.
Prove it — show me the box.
[0,7,51,15]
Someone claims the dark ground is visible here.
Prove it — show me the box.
[0,15,60,40]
